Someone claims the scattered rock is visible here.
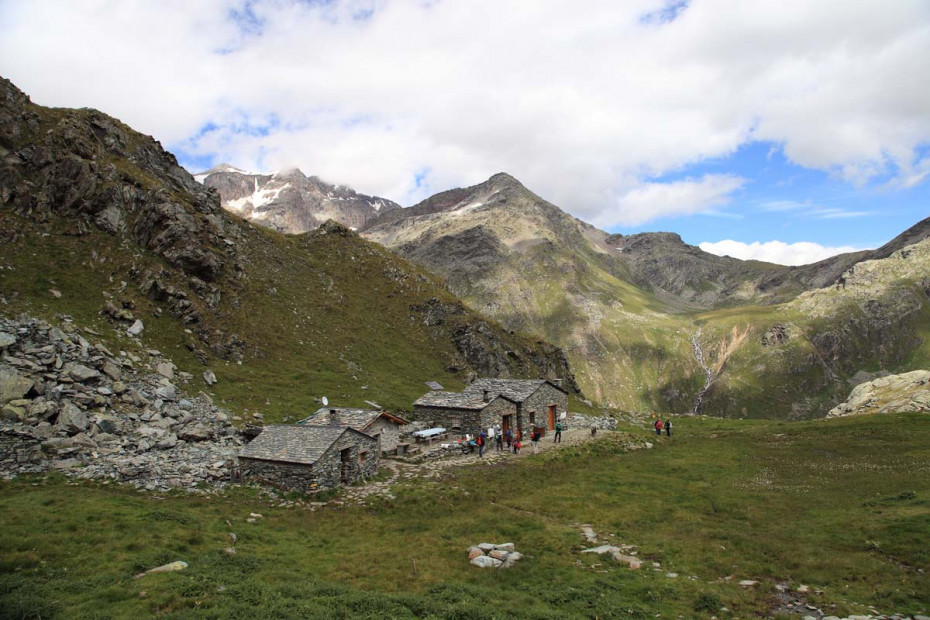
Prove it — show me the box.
[134,560,188,579]
[127,320,144,336]
[203,369,217,386]
[0,367,34,404]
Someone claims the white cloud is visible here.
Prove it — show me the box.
[610,174,746,227]
[699,239,865,266]
[0,0,928,225]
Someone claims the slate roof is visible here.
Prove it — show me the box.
[413,390,515,410]
[462,378,566,402]
[238,425,371,466]
[297,407,409,429]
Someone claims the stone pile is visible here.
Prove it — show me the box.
[467,542,523,569]
[0,315,243,491]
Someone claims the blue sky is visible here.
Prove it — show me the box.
[1,0,928,265]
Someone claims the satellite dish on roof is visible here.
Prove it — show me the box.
[321,396,329,406]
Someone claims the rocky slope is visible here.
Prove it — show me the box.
[364,173,930,417]
[0,314,243,491]
[827,370,930,417]
[198,164,400,234]
[0,76,577,419]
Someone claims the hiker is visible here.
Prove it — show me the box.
[514,438,521,454]
[504,427,512,449]
[654,418,663,436]
[495,428,504,451]
[487,425,495,447]
[531,428,540,453]
[591,425,597,437]
[664,418,672,437]
[554,420,563,443]
[477,431,485,457]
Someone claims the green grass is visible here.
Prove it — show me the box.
[2,414,927,618]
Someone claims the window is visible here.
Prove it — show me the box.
[359,451,368,463]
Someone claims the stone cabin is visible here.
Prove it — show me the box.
[297,407,409,455]
[413,378,568,437]
[238,425,378,492]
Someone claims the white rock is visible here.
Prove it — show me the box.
[127,320,144,336]
[470,555,503,568]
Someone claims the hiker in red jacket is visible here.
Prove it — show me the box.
[655,418,663,436]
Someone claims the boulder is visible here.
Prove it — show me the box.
[1,403,25,421]
[477,543,496,552]
[493,543,515,552]
[101,360,122,381]
[203,369,217,385]
[155,362,175,379]
[0,367,34,404]
[66,364,101,382]
[178,423,213,442]
[127,320,144,336]
[57,401,88,435]
[155,385,177,401]
[467,546,484,560]
[488,549,510,561]
[0,332,15,348]
[500,552,522,569]
[470,555,503,569]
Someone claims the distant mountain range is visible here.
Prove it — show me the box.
[196,164,400,234]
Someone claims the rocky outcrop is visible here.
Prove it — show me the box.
[0,77,233,284]
[827,370,930,417]
[0,315,244,491]
[199,164,400,234]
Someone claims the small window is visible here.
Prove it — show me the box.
[529,412,536,426]
[359,451,368,463]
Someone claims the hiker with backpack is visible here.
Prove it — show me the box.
[654,418,663,436]
[554,420,563,443]
[477,431,485,457]
[664,418,672,437]
[531,428,541,453]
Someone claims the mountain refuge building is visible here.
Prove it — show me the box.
[413,378,568,437]
[297,407,409,455]
[238,425,378,492]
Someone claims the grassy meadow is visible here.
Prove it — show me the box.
[2,413,928,619]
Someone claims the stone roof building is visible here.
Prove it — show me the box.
[238,424,378,491]
[413,378,568,438]
[297,407,409,455]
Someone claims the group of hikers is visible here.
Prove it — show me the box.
[469,421,566,457]
[654,417,673,437]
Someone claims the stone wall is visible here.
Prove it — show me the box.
[240,430,378,492]
[477,397,519,434]
[416,396,518,437]
[364,417,404,454]
[522,383,568,431]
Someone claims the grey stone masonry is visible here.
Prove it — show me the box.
[413,378,568,437]
[239,425,378,491]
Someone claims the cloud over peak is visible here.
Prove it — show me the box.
[1,0,927,228]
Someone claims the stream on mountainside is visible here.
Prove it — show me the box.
[690,329,714,414]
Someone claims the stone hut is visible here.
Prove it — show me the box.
[297,407,409,455]
[238,425,378,492]
[413,378,568,437]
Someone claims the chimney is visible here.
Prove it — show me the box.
[552,378,563,388]
[329,408,340,423]
[483,390,491,402]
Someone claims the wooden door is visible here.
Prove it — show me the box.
[502,415,512,433]
[547,404,556,430]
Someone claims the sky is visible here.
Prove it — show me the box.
[1,0,928,265]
